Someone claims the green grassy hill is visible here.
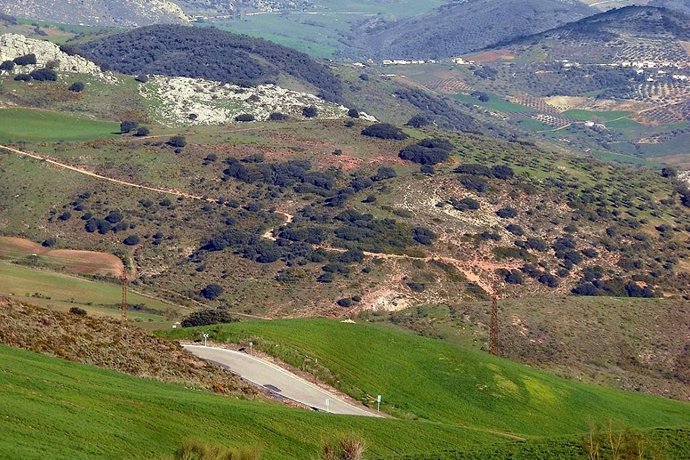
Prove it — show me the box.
[0,344,518,459]
[2,331,689,459]
[162,319,690,438]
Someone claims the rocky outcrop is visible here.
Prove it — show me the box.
[0,33,109,79]
[140,76,352,126]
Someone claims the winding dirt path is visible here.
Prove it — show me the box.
[0,144,213,202]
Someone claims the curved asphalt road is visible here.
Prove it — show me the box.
[184,345,379,417]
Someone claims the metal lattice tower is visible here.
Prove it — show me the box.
[489,285,499,356]
[120,268,128,321]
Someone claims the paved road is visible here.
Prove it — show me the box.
[184,345,379,417]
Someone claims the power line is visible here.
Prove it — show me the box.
[121,268,128,322]
[489,283,499,356]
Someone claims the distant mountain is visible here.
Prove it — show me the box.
[581,0,690,15]
[505,6,690,54]
[71,24,345,102]
[348,0,596,60]
[650,0,690,15]
[0,0,188,27]
[469,6,690,116]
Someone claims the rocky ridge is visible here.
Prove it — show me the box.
[0,33,112,80]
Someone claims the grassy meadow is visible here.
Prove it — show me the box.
[0,108,119,143]
[162,319,690,438]
[0,344,513,459]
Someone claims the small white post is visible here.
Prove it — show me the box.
[326,398,330,413]
[249,341,253,355]
[202,333,209,347]
[376,394,382,412]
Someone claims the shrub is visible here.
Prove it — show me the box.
[496,207,518,219]
[235,113,255,122]
[450,197,480,211]
[406,114,430,128]
[173,439,260,460]
[538,273,558,288]
[180,309,237,327]
[105,211,124,223]
[413,227,435,245]
[84,219,98,233]
[302,105,318,118]
[321,435,366,460]
[347,108,360,118]
[504,269,524,284]
[14,74,31,82]
[29,68,57,81]
[13,53,37,66]
[69,307,87,316]
[269,112,288,121]
[135,126,150,137]
[454,163,492,177]
[120,120,138,134]
[134,74,149,83]
[167,135,187,148]
[58,211,71,221]
[407,282,426,292]
[582,247,598,258]
[317,272,334,283]
[200,284,224,300]
[0,60,15,71]
[361,123,408,140]
[337,298,354,308]
[123,235,140,246]
[505,224,524,236]
[491,165,514,180]
[372,166,397,181]
[459,175,488,193]
[41,238,57,248]
[68,81,85,92]
[421,164,435,175]
[339,249,365,263]
[572,282,599,296]
[525,237,548,251]
[399,138,453,165]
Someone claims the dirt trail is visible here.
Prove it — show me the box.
[264,214,516,295]
[0,144,213,202]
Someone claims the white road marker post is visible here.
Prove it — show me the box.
[326,398,330,413]
[377,394,382,412]
[202,333,209,347]
[249,341,253,355]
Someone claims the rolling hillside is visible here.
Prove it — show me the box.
[348,0,596,60]
[163,319,690,437]
[0,0,188,27]
[0,344,511,459]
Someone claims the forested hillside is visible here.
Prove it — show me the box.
[71,25,345,102]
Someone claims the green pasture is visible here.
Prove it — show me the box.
[0,108,118,143]
[0,345,510,459]
[163,319,690,437]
